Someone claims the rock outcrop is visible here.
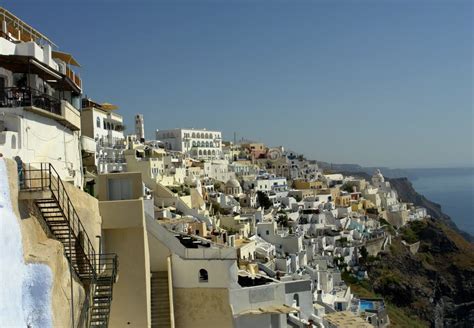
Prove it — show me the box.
[367,220,474,327]
[4,159,87,327]
[388,177,473,243]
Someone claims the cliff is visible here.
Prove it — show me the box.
[367,220,474,327]
[0,158,104,327]
[388,177,473,243]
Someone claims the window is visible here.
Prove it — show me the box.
[96,117,101,128]
[293,294,300,307]
[266,230,269,235]
[11,135,16,149]
[199,269,208,282]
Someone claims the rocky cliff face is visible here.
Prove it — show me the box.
[388,177,473,243]
[340,172,474,326]
[367,220,474,327]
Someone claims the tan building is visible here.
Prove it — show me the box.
[98,172,152,327]
[335,194,351,207]
[293,179,325,190]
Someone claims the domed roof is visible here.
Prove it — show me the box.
[184,175,198,185]
[225,178,241,188]
[372,169,385,182]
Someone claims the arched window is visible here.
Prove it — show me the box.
[200,133,204,138]
[205,141,209,147]
[199,269,208,282]
[205,133,209,139]
[192,132,195,138]
[293,294,300,307]
[199,150,202,155]
[96,117,101,128]
[210,141,213,147]
[106,122,111,130]
[11,134,16,149]
[192,141,197,147]
[212,150,216,156]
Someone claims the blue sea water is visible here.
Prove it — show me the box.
[408,169,474,236]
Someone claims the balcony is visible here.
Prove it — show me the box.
[0,87,61,114]
[81,135,96,153]
[107,111,123,123]
[65,66,82,90]
[0,87,81,131]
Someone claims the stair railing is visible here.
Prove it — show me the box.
[22,162,97,279]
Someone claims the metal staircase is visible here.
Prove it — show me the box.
[89,255,118,327]
[21,163,118,328]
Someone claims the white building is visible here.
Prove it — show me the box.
[243,173,288,194]
[81,99,126,174]
[204,159,235,182]
[156,128,222,160]
[0,9,83,186]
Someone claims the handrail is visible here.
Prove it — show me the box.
[20,162,118,328]
[48,163,97,275]
[21,162,97,278]
[0,86,61,115]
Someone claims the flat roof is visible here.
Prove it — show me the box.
[0,7,56,47]
[324,311,373,328]
[235,304,298,317]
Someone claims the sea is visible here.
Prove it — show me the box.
[406,168,474,236]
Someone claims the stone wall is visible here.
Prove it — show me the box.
[173,288,234,328]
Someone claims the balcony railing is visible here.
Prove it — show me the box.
[66,66,82,89]
[0,87,61,115]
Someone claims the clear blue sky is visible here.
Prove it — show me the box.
[4,0,473,168]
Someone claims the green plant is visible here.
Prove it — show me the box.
[277,214,289,227]
[341,182,356,193]
[257,191,272,209]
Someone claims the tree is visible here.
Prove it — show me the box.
[277,214,289,227]
[359,246,369,263]
[257,191,272,209]
[341,182,356,193]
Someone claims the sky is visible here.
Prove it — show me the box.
[4,0,473,168]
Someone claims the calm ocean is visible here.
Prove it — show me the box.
[408,168,474,236]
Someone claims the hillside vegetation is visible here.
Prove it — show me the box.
[349,220,474,327]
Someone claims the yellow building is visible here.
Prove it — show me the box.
[98,172,152,327]
[336,194,351,207]
[293,179,325,190]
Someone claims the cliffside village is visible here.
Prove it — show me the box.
[0,7,429,328]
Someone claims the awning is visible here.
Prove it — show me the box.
[101,102,119,110]
[0,55,61,80]
[52,50,81,67]
[0,55,81,94]
[84,171,97,183]
[235,304,299,317]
